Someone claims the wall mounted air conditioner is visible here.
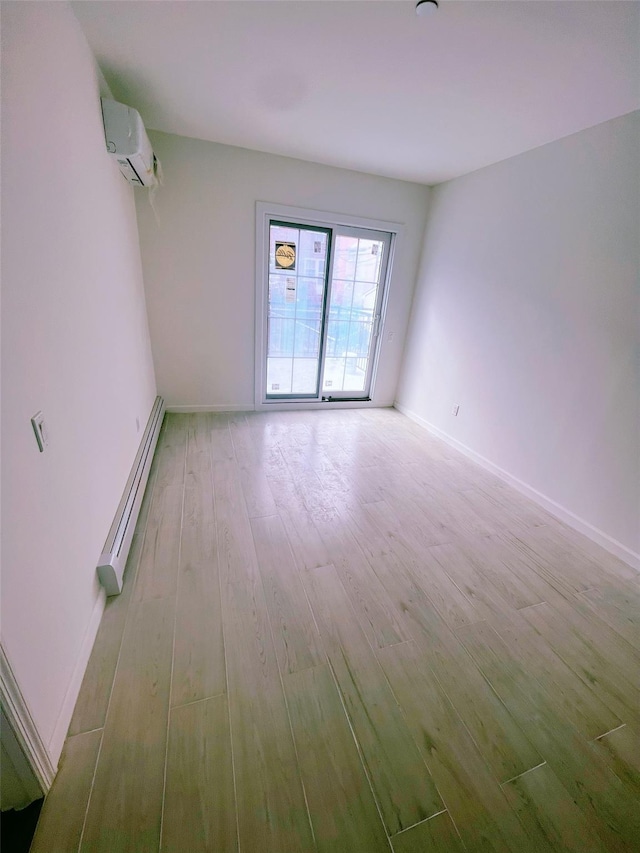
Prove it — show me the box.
[101,98,159,187]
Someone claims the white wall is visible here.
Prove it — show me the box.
[397,112,640,561]
[1,1,156,767]
[135,132,430,409]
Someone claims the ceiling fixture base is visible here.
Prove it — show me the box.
[416,0,439,15]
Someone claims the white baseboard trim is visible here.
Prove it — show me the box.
[166,403,255,413]
[395,403,640,572]
[0,644,56,793]
[255,399,394,412]
[47,586,106,765]
[168,401,395,414]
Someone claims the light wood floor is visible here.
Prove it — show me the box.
[31,409,640,852]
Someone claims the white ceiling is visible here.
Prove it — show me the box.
[72,1,640,185]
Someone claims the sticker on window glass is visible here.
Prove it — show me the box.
[285,277,296,303]
[314,240,323,253]
[372,244,379,255]
[325,380,333,387]
[271,383,280,390]
[275,241,296,270]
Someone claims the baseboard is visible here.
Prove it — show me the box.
[0,644,56,793]
[166,403,256,413]
[47,586,106,765]
[394,402,640,572]
[255,399,394,412]
[168,401,395,414]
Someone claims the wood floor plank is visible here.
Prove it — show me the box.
[214,459,263,587]
[313,517,409,648]
[446,536,545,611]
[265,469,309,514]
[208,413,235,463]
[590,725,640,800]
[284,663,390,853]
[363,501,480,631]
[161,695,237,852]
[132,483,184,602]
[391,811,464,853]
[171,418,225,708]
[501,763,608,853]
[423,538,522,628]
[81,596,175,853]
[356,507,542,784]
[132,415,186,604]
[214,460,315,851]
[69,531,144,735]
[502,528,604,593]
[228,413,256,461]
[542,589,640,670]
[460,486,544,535]
[377,639,531,853]
[577,583,640,650]
[520,601,640,729]
[154,414,189,487]
[251,513,324,675]
[279,506,331,571]
[365,475,452,546]
[230,408,280,519]
[482,532,574,605]
[30,729,102,853]
[303,564,445,836]
[535,521,640,585]
[456,619,640,852]
[491,612,623,740]
[409,472,496,538]
[240,464,278,518]
[222,567,315,851]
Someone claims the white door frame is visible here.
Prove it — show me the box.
[255,202,404,411]
[1,643,55,802]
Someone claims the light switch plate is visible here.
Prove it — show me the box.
[31,411,48,452]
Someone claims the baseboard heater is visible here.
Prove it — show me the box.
[97,396,165,595]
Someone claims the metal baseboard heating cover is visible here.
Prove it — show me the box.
[97,396,165,595]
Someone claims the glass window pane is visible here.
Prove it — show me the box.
[298,231,328,277]
[347,321,373,357]
[269,274,296,318]
[352,281,377,321]
[267,357,292,394]
[333,235,358,281]
[296,277,324,321]
[323,357,346,391]
[342,358,367,392]
[355,239,383,283]
[292,358,318,394]
[325,320,349,357]
[293,319,321,357]
[268,318,294,357]
[328,280,353,319]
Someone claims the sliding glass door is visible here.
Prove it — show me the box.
[265,220,391,402]
[266,222,331,398]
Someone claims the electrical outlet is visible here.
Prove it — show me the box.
[452,404,460,416]
[31,411,49,452]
